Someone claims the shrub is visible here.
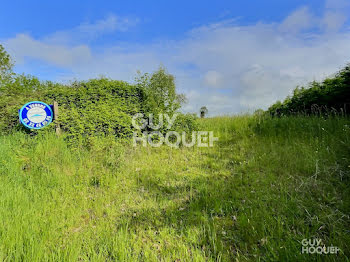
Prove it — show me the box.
[0,68,196,146]
[0,45,197,144]
[268,64,350,116]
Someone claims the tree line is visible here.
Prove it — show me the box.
[267,64,350,116]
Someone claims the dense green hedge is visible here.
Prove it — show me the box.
[50,78,143,144]
[268,64,350,116]
[0,73,197,146]
[0,43,198,144]
[0,75,142,143]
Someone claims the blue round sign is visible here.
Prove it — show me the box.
[19,101,53,129]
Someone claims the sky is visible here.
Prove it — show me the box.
[1,0,350,115]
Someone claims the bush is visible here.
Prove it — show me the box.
[0,69,197,146]
[0,45,197,144]
[47,78,143,145]
[0,76,143,143]
[268,64,350,116]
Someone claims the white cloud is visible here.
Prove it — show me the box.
[4,34,91,67]
[279,7,315,34]
[277,2,350,34]
[203,70,223,88]
[322,11,347,31]
[322,0,349,32]
[78,14,136,35]
[325,0,350,10]
[3,14,138,68]
[2,2,350,115]
[44,14,139,45]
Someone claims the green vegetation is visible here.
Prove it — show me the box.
[0,44,349,261]
[268,64,350,116]
[0,44,13,83]
[0,44,195,145]
[0,75,141,143]
[200,106,208,118]
[0,73,196,145]
[135,67,186,116]
[0,115,349,261]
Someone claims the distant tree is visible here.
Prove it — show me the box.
[254,109,264,116]
[136,66,186,116]
[200,106,208,118]
[0,44,13,83]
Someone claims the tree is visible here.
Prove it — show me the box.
[136,66,186,115]
[0,44,13,83]
[254,109,264,116]
[200,106,208,118]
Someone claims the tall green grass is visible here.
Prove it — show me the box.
[0,115,349,261]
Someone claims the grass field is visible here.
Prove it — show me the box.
[0,115,349,261]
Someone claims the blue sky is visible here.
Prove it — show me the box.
[1,0,350,115]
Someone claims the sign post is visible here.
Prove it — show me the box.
[53,101,61,135]
[19,101,54,130]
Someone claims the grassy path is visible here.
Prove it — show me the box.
[0,116,349,261]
